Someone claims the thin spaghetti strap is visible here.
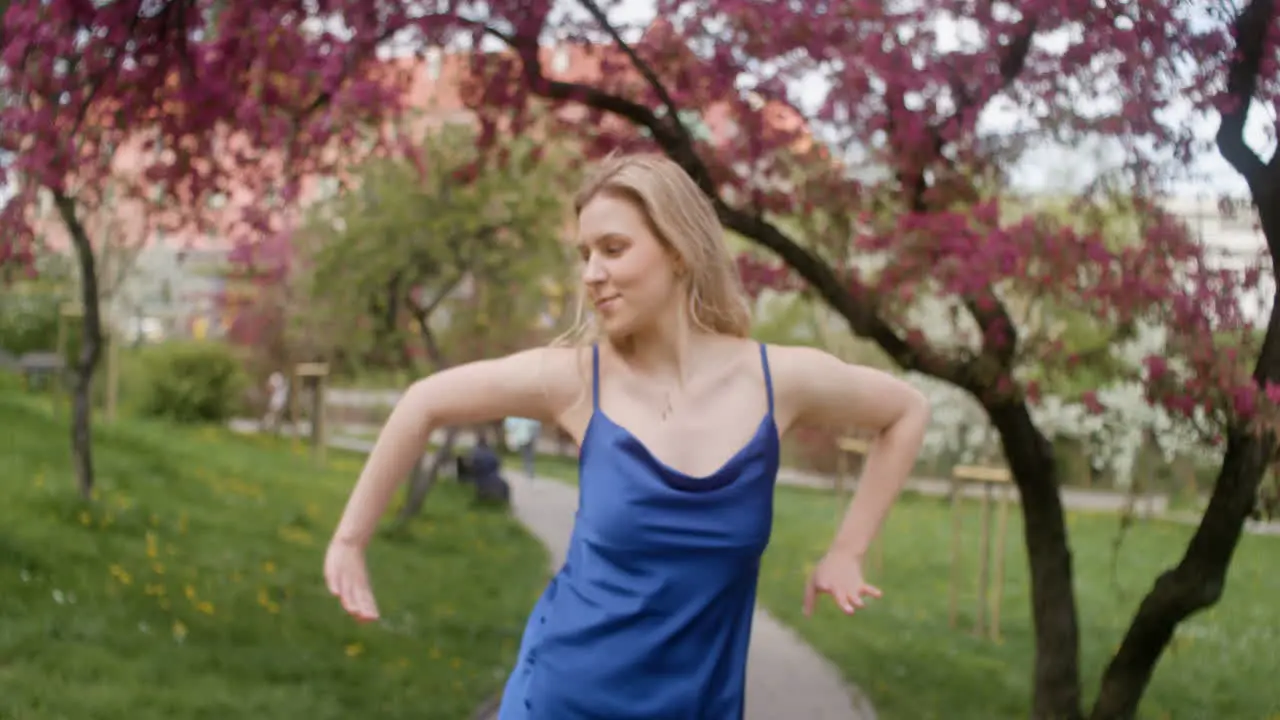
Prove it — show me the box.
[758,342,775,415]
[591,344,601,411]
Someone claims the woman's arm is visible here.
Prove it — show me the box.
[775,346,931,560]
[331,347,575,547]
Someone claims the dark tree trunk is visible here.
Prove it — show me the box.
[396,426,460,524]
[1088,419,1272,718]
[54,192,102,502]
[990,401,1084,720]
[1089,0,1280,700]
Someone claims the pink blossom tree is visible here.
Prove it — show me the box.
[0,1,407,498]
[415,0,1274,717]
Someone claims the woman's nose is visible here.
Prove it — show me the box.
[581,254,607,283]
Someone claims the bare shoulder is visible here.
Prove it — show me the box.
[763,343,929,433]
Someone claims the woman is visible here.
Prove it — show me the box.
[324,153,930,719]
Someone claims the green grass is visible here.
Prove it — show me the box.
[534,457,1278,720]
[0,392,548,720]
[758,487,1280,720]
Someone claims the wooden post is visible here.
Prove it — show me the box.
[990,483,1011,642]
[947,473,964,628]
[975,480,993,638]
[294,362,329,465]
[949,464,1014,641]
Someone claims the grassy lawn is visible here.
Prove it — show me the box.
[761,489,1279,720]
[528,453,1278,720]
[0,392,548,720]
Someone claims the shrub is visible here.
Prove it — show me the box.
[136,341,246,424]
[0,292,61,356]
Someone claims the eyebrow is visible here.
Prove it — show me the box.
[576,231,630,248]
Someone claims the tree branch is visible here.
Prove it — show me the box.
[574,0,696,146]
[1215,0,1273,190]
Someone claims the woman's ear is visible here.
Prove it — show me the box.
[669,251,688,278]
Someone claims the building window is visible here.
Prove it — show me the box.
[551,46,570,74]
[426,47,442,79]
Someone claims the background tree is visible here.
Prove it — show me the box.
[0,1,408,498]
[291,122,572,519]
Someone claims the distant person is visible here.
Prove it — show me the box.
[503,416,542,479]
[325,153,929,719]
[463,432,510,506]
[261,371,289,433]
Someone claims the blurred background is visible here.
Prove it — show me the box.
[1,1,1278,718]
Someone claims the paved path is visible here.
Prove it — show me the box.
[496,475,877,720]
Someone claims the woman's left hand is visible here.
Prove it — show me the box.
[803,549,882,617]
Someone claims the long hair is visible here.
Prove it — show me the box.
[553,152,753,349]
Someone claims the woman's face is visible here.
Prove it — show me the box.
[575,192,683,338]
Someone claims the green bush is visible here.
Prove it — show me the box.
[0,292,61,356]
[135,341,245,424]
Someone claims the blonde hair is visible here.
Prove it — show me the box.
[553,152,753,348]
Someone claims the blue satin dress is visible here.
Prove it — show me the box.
[497,343,780,719]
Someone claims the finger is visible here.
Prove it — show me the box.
[802,576,817,617]
[863,584,884,599]
[340,576,365,618]
[354,586,380,621]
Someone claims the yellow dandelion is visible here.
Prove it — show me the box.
[196,601,215,615]
[78,511,92,526]
[450,658,462,669]
[151,562,165,576]
[184,584,197,601]
[262,561,276,574]
[171,619,188,641]
[345,642,364,658]
[145,532,159,559]
[109,564,133,586]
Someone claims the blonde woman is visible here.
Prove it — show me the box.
[325,153,930,719]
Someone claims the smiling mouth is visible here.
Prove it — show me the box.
[594,295,620,309]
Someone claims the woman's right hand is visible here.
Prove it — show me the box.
[324,537,380,622]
